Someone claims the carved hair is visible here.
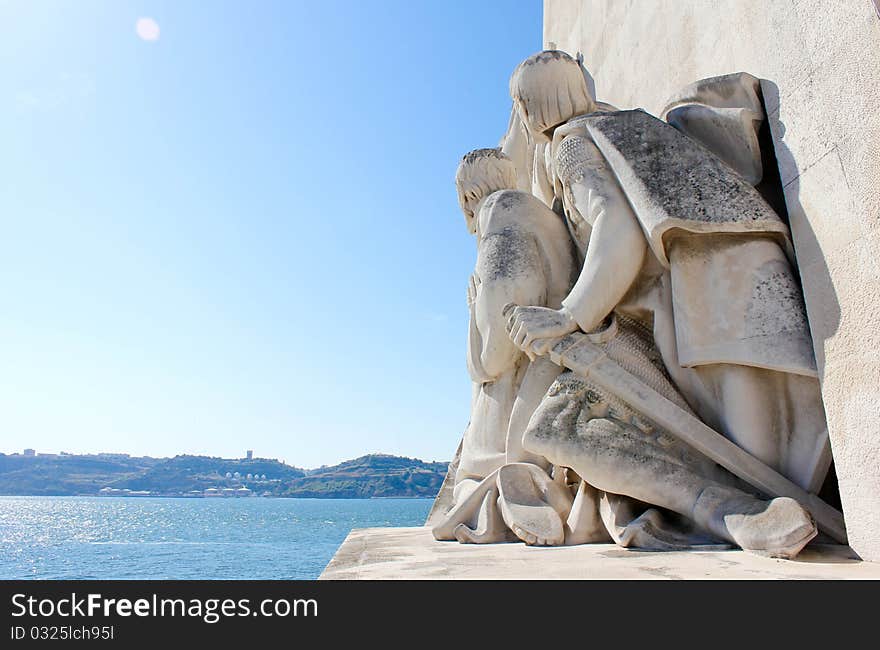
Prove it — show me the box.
[455,148,518,221]
[510,50,596,136]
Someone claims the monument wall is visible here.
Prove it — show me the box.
[543,0,880,560]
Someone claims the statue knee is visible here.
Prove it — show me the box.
[521,394,580,462]
[521,416,556,461]
[523,410,622,469]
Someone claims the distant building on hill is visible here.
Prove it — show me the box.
[246,450,253,460]
[23,449,35,457]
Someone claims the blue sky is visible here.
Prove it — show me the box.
[0,1,543,467]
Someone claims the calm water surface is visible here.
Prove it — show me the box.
[0,496,432,580]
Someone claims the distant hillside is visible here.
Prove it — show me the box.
[286,454,448,498]
[109,455,307,494]
[0,453,161,496]
[0,452,447,499]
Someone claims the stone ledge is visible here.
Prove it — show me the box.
[319,526,880,580]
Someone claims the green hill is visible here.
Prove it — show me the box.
[109,454,306,493]
[286,454,448,498]
[0,453,160,496]
[0,452,447,498]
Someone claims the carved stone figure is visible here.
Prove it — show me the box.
[505,51,838,556]
[506,50,830,493]
[433,50,847,559]
[431,148,578,544]
[662,72,766,186]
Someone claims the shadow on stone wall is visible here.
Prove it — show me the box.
[761,79,842,512]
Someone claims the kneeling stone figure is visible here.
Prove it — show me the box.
[521,314,817,558]
[432,51,835,559]
[432,147,581,545]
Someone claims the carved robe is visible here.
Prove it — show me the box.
[451,189,575,505]
[547,109,830,493]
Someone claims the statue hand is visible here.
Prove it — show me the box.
[503,305,578,359]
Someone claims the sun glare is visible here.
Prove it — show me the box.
[135,17,160,42]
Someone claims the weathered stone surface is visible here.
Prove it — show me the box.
[424,438,462,528]
[320,527,880,580]
[543,332,844,544]
[496,49,834,557]
[431,45,840,562]
[433,149,577,545]
[576,110,787,254]
[544,0,880,563]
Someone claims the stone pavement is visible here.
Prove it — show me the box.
[320,526,880,580]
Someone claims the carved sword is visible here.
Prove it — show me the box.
[547,332,848,545]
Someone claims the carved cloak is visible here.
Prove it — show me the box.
[553,110,817,378]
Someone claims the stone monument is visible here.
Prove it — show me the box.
[537,0,880,565]
[430,49,849,560]
[324,2,880,578]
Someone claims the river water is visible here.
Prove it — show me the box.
[0,496,432,579]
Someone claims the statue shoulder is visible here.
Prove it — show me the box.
[566,109,789,266]
[481,189,551,220]
[478,189,566,238]
[551,110,652,176]
[554,108,651,140]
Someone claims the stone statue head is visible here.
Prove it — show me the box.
[455,148,517,235]
[510,50,596,142]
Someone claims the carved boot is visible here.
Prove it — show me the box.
[693,485,817,559]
